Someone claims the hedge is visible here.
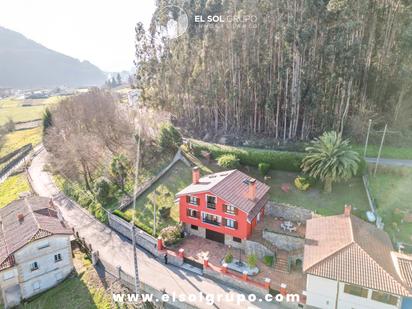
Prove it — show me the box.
[112,209,153,235]
[190,139,304,172]
[190,139,366,176]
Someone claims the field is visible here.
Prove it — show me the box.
[352,144,412,160]
[0,173,31,208]
[20,250,114,309]
[368,168,412,244]
[0,127,42,157]
[0,96,61,125]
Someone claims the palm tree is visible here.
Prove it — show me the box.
[301,131,360,193]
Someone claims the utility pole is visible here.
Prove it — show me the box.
[374,124,387,176]
[364,119,372,157]
[152,191,157,237]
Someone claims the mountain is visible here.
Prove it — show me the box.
[0,26,106,89]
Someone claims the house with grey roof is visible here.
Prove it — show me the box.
[0,197,73,308]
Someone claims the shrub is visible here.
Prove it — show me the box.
[94,203,107,223]
[191,139,305,172]
[294,176,310,191]
[159,207,171,219]
[159,225,182,246]
[94,177,111,203]
[263,255,274,267]
[224,252,233,263]
[258,162,270,176]
[247,254,257,268]
[159,124,183,152]
[217,154,240,169]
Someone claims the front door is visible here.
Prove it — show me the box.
[205,229,224,243]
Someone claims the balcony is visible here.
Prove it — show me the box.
[202,217,220,226]
[206,202,216,210]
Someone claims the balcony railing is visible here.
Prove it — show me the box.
[202,218,220,226]
[206,202,216,209]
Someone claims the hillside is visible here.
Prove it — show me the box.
[0,26,106,88]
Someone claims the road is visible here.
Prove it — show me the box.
[28,149,283,309]
[365,157,412,167]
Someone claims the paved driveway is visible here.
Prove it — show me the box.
[28,149,286,309]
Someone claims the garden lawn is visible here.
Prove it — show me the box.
[244,168,370,218]
[0,173,31,208]
[352,144,412,160]
[0,127,42,157]
[20,251,112,309]
[368,168,412,244]
[0,96,62,125]
[124,161,192,236]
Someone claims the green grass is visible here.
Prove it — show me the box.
[20,252,112,309]
[0,127,42,158]
[124,161,193,236]
[352,144,412,160]
[0,96,62,125]
[243,167,370,218]
[368,168,412,244]
[0,173,31,208]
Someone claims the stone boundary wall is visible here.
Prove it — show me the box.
[245,240,274,259]
[262,230,304,252]
[118,149,191,211]
[265,202,313,222]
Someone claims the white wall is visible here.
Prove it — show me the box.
[306,275,402,309]
[14,235,73,299]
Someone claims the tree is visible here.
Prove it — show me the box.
[301,131,360,193]
[110,154,129,192]
[42,108,53,134]
[94,177,111,203]
[158,124,182,152]
[116,73,122,86]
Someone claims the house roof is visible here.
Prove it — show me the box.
[0,196,72,270]
[176,169,270,221]
[303,214,412,297]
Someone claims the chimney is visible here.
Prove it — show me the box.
[17,213,24,222]
[248,178,257,201]
[344,204,352,217]
[192,167,200,184]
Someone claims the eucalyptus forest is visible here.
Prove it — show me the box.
[135,0,412,144]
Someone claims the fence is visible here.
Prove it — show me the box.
[0,144,33,182]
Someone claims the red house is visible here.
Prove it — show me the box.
[176,167,270,248]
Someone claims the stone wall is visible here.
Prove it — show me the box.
[224,234,245,250]
[262,230,304,252]
[245,240,274,259]
[265,202,313,222]
[184,223,205,238]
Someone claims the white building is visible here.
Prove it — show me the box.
[0,197,73,308]
[303,205,412,309]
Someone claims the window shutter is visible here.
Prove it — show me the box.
[196,211,200,218]
[234,207,238,215]
[223,204,227,212]
[186,196,190,203]
[195,197,200,205]
[186,209,191,217]
[222,218,227,226]
[234,221,238,229]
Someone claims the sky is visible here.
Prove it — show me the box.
[0,0,156,72]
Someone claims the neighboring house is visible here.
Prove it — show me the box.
[303,205,412,309]
[176,167,270,248]
[0,197,73,308]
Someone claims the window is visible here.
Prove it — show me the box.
[202,213,220,226]
[225,219,238,229]
[30,262,39,271]
[187,208,199,218]
[38,242,50,250]
[233,237,242,243]
[186,196,199,206]
[3,271,14,280]
[224,205,237,215]
[54,254,62,262]
[206,195,216,209]
[191,224,198,230]
[371,291,399,305]
[343,284,368,298]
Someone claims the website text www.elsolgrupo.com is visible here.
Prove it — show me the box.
[112,291,300,305]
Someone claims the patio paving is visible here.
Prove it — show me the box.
[253,216,306,238]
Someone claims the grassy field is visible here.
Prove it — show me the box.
[20,251,113,309]
[0,127,42,158]
[0,173,31,208]
[352,144,412,160]
[0,96,61,125]
[124,161,193,236]
[368,168,412,244]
